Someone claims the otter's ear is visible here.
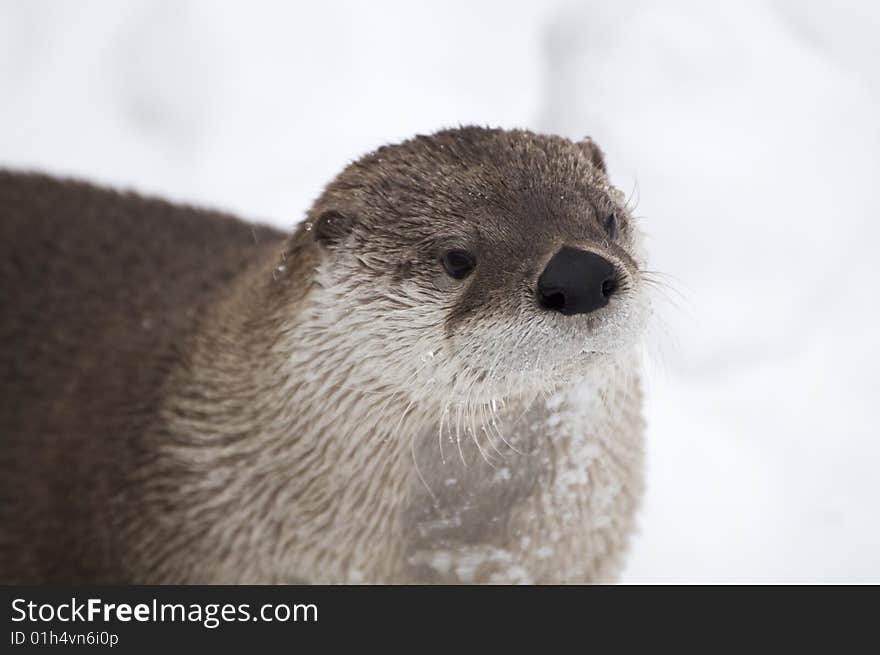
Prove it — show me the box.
[311,209,356,248]
[577,136,607,174]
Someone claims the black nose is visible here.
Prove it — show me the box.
[536,246,618,316]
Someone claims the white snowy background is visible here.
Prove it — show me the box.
[2,0,878,582]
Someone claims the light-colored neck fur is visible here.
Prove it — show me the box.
[144,250,644,584]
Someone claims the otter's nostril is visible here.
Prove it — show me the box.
[601,277,617,298]
[539,289,566,312]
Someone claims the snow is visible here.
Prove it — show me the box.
[2,0,878,582]
[545,0,880,583]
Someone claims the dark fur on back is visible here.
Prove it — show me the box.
[0,171,283,581]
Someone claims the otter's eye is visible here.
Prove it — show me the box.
[605,212,619,240]
[441,250,476,280]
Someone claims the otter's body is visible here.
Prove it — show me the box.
[0,128,649,583]
[0,171,284,581]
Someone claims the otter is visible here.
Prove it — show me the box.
[0,127,650,583]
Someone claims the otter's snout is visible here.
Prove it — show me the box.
[536,246,618,316]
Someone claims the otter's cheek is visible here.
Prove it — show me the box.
[431,270,464,293]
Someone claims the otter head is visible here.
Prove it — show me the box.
[297,127,650,404]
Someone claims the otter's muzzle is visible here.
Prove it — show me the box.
[536,246,618,316]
